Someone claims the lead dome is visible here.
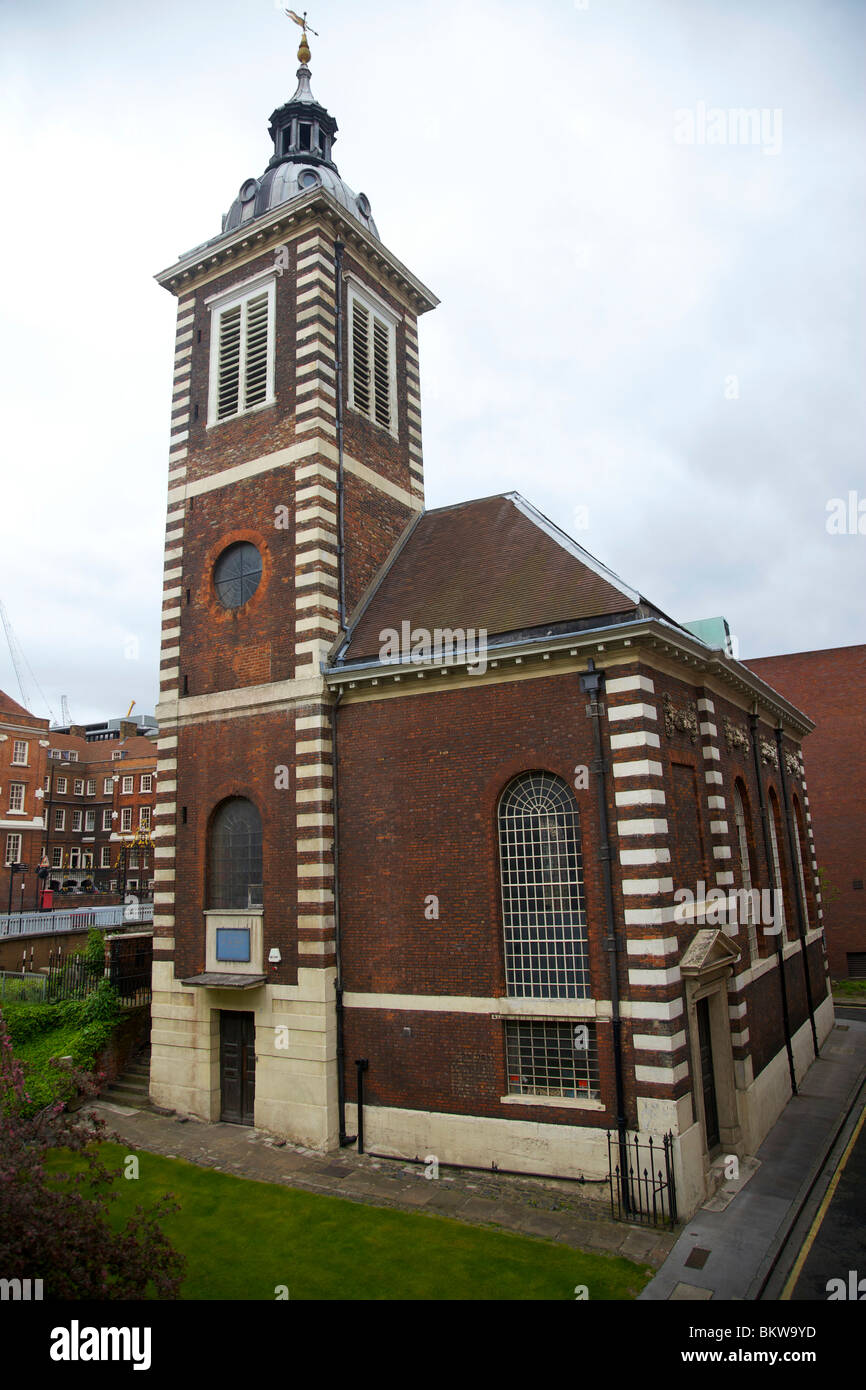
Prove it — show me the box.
[222,54,378,239]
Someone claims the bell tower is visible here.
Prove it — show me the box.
[148,20,438,1147]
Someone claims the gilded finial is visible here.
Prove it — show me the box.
[284,9,319,66]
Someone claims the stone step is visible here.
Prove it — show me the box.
[103,1085,149,1107]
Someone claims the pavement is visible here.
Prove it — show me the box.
[640,1013,866,1301]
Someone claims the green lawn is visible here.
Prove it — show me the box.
[833,979,866,999]
[46,1142,653,1301]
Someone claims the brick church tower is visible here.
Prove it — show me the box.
[149,24,437,1143]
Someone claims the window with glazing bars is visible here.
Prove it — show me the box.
[767,792,788,938]
[350,294,394,432]
[505,1019,600,1099]
[213,287,273,422]
[498,772,589,998]
[208,797,263,910]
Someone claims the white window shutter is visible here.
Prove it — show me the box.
[244,292,270,409]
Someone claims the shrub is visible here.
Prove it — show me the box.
[0,1006,184,1299]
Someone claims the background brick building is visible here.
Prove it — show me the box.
[747,644,866,980]
[0,698,159,913]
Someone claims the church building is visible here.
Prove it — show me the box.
[149,27,834,1218]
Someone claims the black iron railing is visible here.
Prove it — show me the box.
[607,1129,678,1229]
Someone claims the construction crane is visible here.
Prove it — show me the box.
[0,600,56,721]
[61,695,72,726]
[126,700,136,718]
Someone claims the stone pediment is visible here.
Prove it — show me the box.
[679,928,741,977]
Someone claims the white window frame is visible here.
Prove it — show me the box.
[139,807,151,831]
[101,847,112,868]
[121,808,133,833]
[84,810,96,833]
[103,777,114,795]
[54,809,66,831]
[51,847,63,868]
[346,276,399,440]
[11,740,28,766]
[102,809,112,831]
[140,774,153,794]
[72,810,83,833]
[8,782,25,813]
[56,777,67,794]
[5,833,22,866]
[207,275,276,427]
[86,779,96,797]
[67,751,79,762]
[121,776,134,795]
[73,779,84,796]
[112,750,124,761]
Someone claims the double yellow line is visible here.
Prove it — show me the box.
[780,1101,866,1299]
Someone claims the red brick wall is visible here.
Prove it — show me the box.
[746,646,866,978]
[171,713,301,987]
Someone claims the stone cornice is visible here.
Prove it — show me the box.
[154,188,439,316]
[326,617,816,737]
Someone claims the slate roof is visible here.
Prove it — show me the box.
[335,493,682,666]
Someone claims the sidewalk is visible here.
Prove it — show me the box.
[640,1014,866,1300]
[91,1098,676,1271]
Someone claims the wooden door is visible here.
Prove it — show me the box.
[696,997,720,1152]
[220,1011,256,1126]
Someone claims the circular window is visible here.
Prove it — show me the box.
[298,169,321,190]
[213,542,263,609]
[239,178,259,204]
[357,192,371,217]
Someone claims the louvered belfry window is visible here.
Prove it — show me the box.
[211,283,274,424]
[349,288,395,433]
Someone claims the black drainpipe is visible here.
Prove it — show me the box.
[775,726,819,1057]
[579,660,629,1208]
[333,238,347,630]
[330,687,355,1146]
[355,1058,369,1154]
[750,711,796,1095]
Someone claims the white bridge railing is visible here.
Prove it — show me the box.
[0,902,153,938]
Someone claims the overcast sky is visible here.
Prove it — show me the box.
[0,0,863,724]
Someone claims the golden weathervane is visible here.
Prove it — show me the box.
[284,9,319,65]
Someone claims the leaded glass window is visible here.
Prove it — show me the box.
[505,1019,600,1099]
[213,542,262,609]
[498,772,588,998]
[208,798,263,910]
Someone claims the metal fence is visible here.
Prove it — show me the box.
[0,970,49,1003]
[607,1130,678,1229]
[0,902,153,938]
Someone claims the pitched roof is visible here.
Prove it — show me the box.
[336,493,670,665]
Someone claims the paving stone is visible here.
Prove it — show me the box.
[669,1282,713,1300]
[504,1208,565,1240]
[619,1229,664,1261]
[457,1197,501,1221]
[423,1186,469,1212]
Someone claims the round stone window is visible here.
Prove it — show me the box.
[298,169,321,190]
[213,542,263,609]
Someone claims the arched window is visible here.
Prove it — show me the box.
[792,795,811,929]
[767,789,788,940]
[498,772,588,998]
[208,798,263,910]
[732,780,758,960]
